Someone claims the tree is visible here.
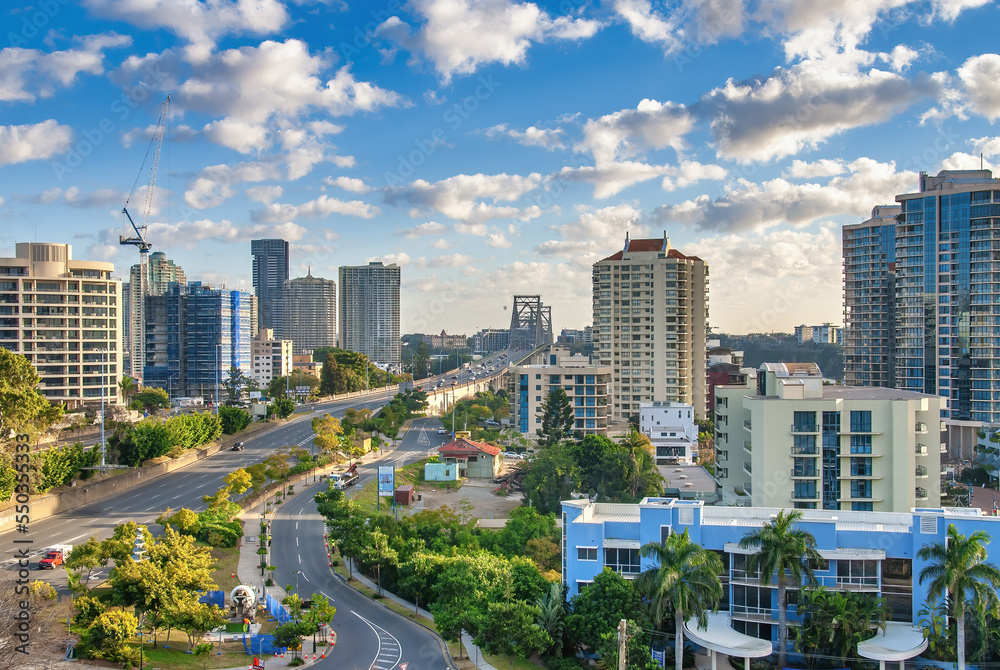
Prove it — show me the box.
[635,529,724,670]
[596,619,660,670]
[361,528,398,597]
[474,600,551,670]
[797,587,888,667]
[311,414,344,453]
[315,489,366,578]
[221,366,254,406]
[300,593,337,654]
[130,387,170,416]
[918,524,1000,670]
[271,397,295,419]
[319,354,340,396]
[218,405,251,434]
[65,537,105,590]
[0,347,63,443]
[536,388,574,446]
[168,600,226,651]
[224,467,253,495]
[565,568,647,651]
[521,443,581,515]
[737,509,822,667]
[535,581,567,656]
[83,609,138,661]
[118,375,139,406]
[272,620,313,658]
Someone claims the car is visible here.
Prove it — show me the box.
[502,451,517,459]
[437,428,447,435]
[231,442,245,451]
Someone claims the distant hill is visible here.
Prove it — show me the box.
[718,335,844,381]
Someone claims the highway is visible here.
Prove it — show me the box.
[269,416,454,670]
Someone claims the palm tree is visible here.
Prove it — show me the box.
[635,528,724,670]
[119,374,138,406]
[917,523,1000,670]
[737,509,821,667]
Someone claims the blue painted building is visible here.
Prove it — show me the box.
[562,498,1000,644]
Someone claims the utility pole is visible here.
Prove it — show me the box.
[617,619,628,670]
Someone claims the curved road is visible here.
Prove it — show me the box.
[270,416,455,670]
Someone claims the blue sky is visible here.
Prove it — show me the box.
[3,0,1000,335]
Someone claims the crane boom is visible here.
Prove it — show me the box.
[121,94,169,383]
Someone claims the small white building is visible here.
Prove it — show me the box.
[639,401,698,464]
[250,328,293,390]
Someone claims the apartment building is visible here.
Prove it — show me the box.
[276,272,337,355]
[0,242,121,408]
[562,496,998,654]
[843,205,900,388]
[251,238,289,331]
[250,328,293,389]
[714,362,944,511]
[592,232,709,421]
[639,401,698,464]
[511,345,613,437]
[338,261,400,366]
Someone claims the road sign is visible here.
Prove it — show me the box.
[249,391,261,399]
[296,385,311,394]
[400,663,408,670]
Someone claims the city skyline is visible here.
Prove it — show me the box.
[3,1,1000,333]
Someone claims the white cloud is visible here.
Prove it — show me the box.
[246,185,283,204]
[703,55,928,162]
[377,0,601,82]
[0,120,73,165]
[661,161,728,191]
[121,123,197,148]
[971,136,1000,158]
[202,118,271,152]
[414,253,475,268]
[556,160,725,198]
[613,0,745,55]
[783,158,848,179]
[485,123,566,150]
[0,33,130,102]
[251,195,381,223]
[372,252,411,267]
[930,0,991,22]
[184,160,283,209]
[385,172,545,223]
[651,157,914,233]
[32,186,126,208]
[485,233,512,248]
[576,99,693,165]
[324,176,371,193]
[535,204,645,264]
[141,218,308,249]
[683,225,843,332]
[957,54,1000,121]
[397,221,449,238]
[83,0,289,59]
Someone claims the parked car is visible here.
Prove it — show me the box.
[437,427,447,435]
[503,451,517,459]
[231,442,245,451]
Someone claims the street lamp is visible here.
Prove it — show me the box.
[97,348,108,469]
[451,381,457,436]
[294,569,302,594]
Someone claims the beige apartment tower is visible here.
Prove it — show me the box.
[714,363,944,512]
[592,233,708,421]
[0,243,122,408]
[338,261,400,366]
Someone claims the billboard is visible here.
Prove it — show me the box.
[377,465,395,495]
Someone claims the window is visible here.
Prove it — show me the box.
[576,581,593,594]
[793,411,817,431]
[837,559,878,588]
[851,480,873,499]
[850,435,872,454]
[850,410,872,432]
[793,481,817,499]
[577,547,597,561]
[850,457,872,476]
[604,547,640,574]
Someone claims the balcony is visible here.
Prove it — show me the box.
[941,442,948,454]
[743,419,752,431]
[743,461,752,475]
[790,424,819,433]
[915,487,929,500]
[730,604,776,623]
[915,465,928,478]
[835,576,880,592]
[915,422,928,433]
[743,440,752,453]
[791,468,819,479]
[730,569,764,586]
[915,444,928,455]
[791,444,819,455]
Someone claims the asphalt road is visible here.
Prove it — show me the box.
[0,393,389,582]
[270,416,454,670]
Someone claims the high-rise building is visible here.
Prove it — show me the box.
[0,243,122,408]
[714,363,943,512]
[123,251,186,382]
[893,170,1000,422]
[143,282,256,399]
[251,238,289,331]
[843,205,900,388]
[276,272,337,355]
[592,232,709,420]
[250,328,293,390]
[510,345,614,437]
[338,261,400,365]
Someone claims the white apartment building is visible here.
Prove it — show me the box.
[250,328,293,390]
[639,401,698,464]
[511,346,615,437]
[592,232,708,421]
[0,243,122,408]
[338,262,400,366]
[715,363,944,512]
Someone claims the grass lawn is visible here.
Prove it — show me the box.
[135,635,250,670]
[208,544,242,595]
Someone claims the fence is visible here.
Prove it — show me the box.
[264,592,292,624]
[242,633,285,657]
[199,590,225,608]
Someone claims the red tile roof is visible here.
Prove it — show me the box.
[438,437,502,457]
[598,239,703,262]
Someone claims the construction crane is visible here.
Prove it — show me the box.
[121,94,169,383]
